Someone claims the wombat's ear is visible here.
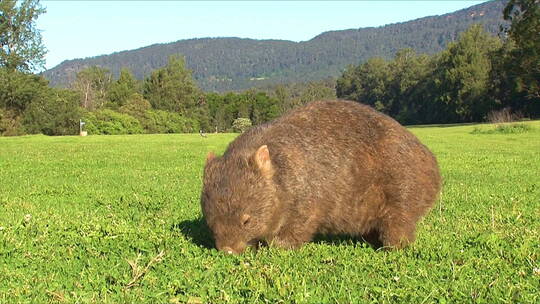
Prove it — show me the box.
[254,145,274,177]
[241,213,251,226]
[206,151,216,163]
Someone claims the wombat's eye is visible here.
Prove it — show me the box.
[241,214,251,227]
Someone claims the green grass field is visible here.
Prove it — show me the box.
[1,122,539,303]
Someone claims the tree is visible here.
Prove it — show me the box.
[205,92,231,132]
[386,49,431,119]
[396,55,441,124]
[431,25,501,122]
[298,81,335,107]
[0,0,46,72]
[489,40,519,110]
[118,93,151,120]
[503,0,540,72]
[267,79,336,114]
[0,0,49,136]
[336,57,391,112]
[502,0,540,113]
[107,68,140,109]
[249,91,280,125]
[23,89,81,135]
[72,66,112,110]
[273,85,290,113]
[0,67,49,113]
[143,55,200,113]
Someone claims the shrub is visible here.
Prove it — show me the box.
[493,123,532,134]
[118,95,199,134]
[83,110,143,135]
[473,108,531,135]
[486,108,523,124]
[0,108,25,136]
[23,89,81,136]
[118,93,151,120]
[142,110,199,134]
[232,117,252,133]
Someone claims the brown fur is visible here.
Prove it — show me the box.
[201,100,441,254]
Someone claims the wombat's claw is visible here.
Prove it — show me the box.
[221,246,235,254]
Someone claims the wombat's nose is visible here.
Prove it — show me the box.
[221,246,235,254]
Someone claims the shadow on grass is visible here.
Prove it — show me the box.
[174,218,383,250]
[173,217,214,249]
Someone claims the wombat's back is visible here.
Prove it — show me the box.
[227,99,438,183]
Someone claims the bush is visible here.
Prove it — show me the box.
[0,108,25,136]
[232,117,252,133]
[118,93,151,120]
[23,89,81,136]
[83,110,143,135]
[493,123,532,134]
[486,108,523,123]
[142,110,199,134]
[118,96,199,134]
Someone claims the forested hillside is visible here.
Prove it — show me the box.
[4,0,537,137]
[43,0,507,92]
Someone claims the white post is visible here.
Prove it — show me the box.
[79,119,87,136]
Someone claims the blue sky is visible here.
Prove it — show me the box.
[38,1,486,70]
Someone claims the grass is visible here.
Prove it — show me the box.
[1,121,539,303]
[471,122,533,135]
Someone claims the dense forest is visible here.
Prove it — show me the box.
[1,0,538,136]
[43,0,508,92]
[336,22,540,124]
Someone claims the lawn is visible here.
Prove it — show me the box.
[1,122,539,303]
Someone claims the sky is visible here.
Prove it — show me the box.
[37,1,486,70]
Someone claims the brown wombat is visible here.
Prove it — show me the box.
[201,100,441,254]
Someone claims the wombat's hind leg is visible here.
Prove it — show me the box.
[378,214,417,250]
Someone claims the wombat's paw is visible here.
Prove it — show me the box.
[381,239,412,250]
[247,239,267,250]
[267,237,306,250]
[380,229,416,250]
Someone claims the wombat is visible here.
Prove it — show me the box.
[201,100,441,254]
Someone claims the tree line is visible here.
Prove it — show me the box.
[337,0,539,124]
[1,0,538,136]
[0,51,335,136]
[1,57,336,136]
[66,54,335,135]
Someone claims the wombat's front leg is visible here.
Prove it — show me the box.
[268,235,309,250]
[268,228,316,250]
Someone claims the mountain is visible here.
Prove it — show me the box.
[43,0,508,92]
